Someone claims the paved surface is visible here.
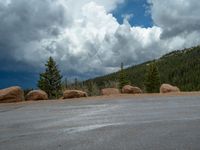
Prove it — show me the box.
[0,95,200,150]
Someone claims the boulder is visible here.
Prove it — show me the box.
[122,85,142,94]
[26,90,48,101]
[101,88,120,95]
[63,90,88,99]
[0,86,24,103]
[160,84,180,93]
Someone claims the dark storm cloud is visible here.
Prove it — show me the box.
[0,0,69,70]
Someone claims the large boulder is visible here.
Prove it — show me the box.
[101,88,120,95]
[26,90,48,101]
[160,84,180,93]
[0,86,24,103]
[122,85,142,94]
[63,90,88,99]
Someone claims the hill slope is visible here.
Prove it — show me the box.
[85,46,200,91]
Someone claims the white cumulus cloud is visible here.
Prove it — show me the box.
[0,0,200,79]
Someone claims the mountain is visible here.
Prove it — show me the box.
[85,45,200,91]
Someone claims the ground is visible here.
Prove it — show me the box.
[0,93,200,150]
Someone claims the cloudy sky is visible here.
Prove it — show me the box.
[0,0,200,88]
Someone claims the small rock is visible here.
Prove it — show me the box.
[0,86,24,103]
[122,85,142,94]
[26,90,48,101]
[63,90,88,99]
[160,84,180,93]
[101,88,120,95]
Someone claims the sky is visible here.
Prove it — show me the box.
[0,0,200,89]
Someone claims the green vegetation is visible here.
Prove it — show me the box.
[35,45,200,98]
[86,81,100,96]
[144,62,160,93]
[119,62,129,89]
[85,45,200,92]
[38,57,62,99]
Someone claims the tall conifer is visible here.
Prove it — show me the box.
[119,62,129,89]
[38,57,62,99]
[145,62,160,93]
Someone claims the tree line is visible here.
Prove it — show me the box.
[86,45,200,92]
[37,56,161,99]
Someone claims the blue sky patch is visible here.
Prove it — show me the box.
[112,0,152,27]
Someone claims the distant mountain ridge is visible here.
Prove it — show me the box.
[85,45,200,91]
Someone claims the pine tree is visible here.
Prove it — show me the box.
[144,62,160,93]
[119,62,129,89]
[38,57,62,99]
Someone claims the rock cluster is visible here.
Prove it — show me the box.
[0,83,182,103]
[0,86,89,103]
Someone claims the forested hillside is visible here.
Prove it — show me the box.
[85,46,200,91]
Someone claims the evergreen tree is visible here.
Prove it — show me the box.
[119,62,129,89]
[145,62,160,93]
[85,45,200,92]
[38,57,62,99]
